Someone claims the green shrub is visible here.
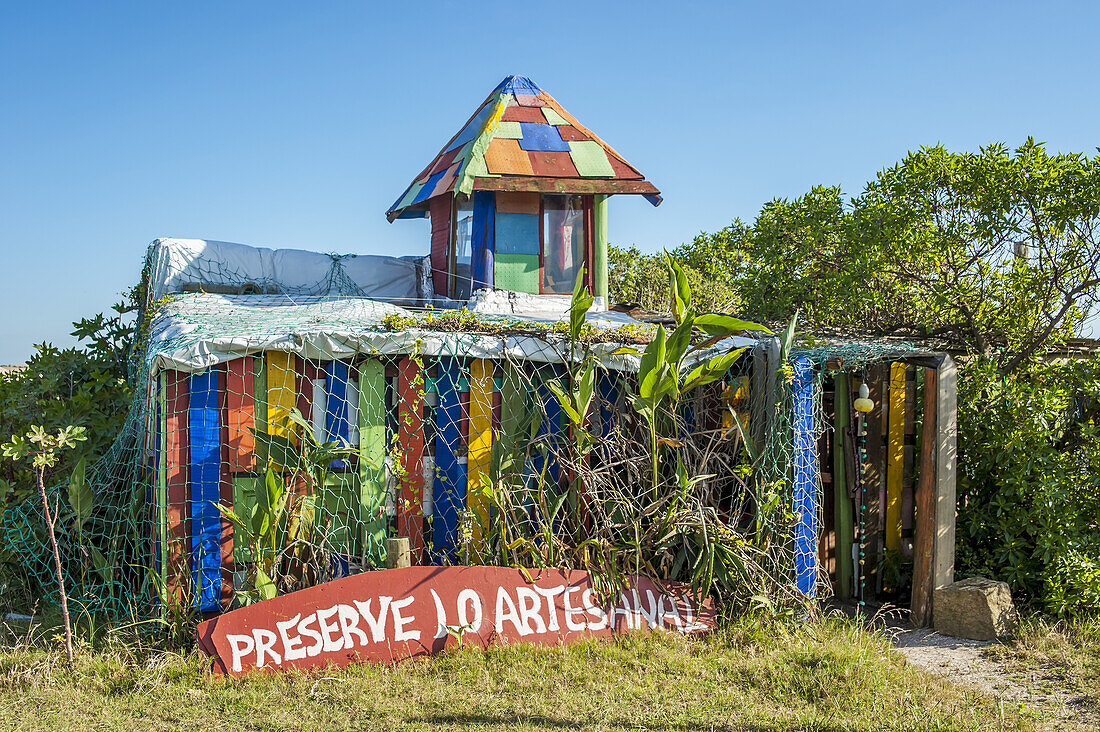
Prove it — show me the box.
[957,357,1100,616]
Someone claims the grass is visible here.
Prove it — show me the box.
[0,615,1032,731]
[986,615,1100,720]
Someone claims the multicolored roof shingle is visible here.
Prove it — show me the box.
[387,76,660,221]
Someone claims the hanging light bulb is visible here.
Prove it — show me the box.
[854,382,874,413]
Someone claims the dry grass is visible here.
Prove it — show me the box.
[0,615,1035,731]
[986,615,1100,722]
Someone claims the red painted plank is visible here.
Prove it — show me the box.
[528,151,580,178]
[226,358,255,472]
[501,106,545,123]
[513,93,545,107]
[429,195,451,295]
[165,370,189,601]
[397,357,425,562]
[296,358,315,430]
[608,155,644,180]
[427,147,460,177]
[197,567,717,676]
[557,125,590,142]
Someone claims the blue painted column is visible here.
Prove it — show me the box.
[324,360,351,469]
[791,356,818,596]
[189,370,221,611]
[471,191,495,290]
[432,360,466,564]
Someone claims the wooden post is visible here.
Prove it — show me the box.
[833,374,854,599]
[886,362,905,552]
[385,537,412,569]
[911,367,937,626]
[934,357,957,591]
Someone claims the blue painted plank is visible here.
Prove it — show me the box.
[324,360,351,469]
[792,356,818,596]
[499,75,542,96]
[411,168,448,205]
[533,367,564,529]
[471,191,496,290]
[518,123,569,152]
[189,370,221,612]
[495,212,540,255]
[432,361,466,564]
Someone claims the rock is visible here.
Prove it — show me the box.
[933,577,1019,640]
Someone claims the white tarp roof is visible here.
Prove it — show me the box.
[145,238,431,302]
[146,293,763,376]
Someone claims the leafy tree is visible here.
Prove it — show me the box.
[858,139,1100,371]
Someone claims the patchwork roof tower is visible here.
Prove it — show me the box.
[387,75,661,303]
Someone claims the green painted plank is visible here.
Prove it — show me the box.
[568,140,615,177]
[494,252,540,294]
[494,121,523,138]
[232,476,260,566]
[321,473,361,555]
[594,194,609,300]
[541,106,568,125]
[358,359,388,566]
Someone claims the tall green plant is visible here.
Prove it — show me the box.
[2,425,88,662]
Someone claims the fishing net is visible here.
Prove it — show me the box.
[2,242,925,622]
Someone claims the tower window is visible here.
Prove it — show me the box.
[541,194,586,294]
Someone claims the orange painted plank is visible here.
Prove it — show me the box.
[485,138,535,176]
[397,357,425,562]
[496,191,540,215]
[226,357,255,472]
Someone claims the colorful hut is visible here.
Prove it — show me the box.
[387,75,660,303]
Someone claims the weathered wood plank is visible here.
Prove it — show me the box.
[911,367,938,626]
[934,357,958,591]
[472,176,659,196]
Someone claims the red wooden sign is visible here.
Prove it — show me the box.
[196,566,716,676]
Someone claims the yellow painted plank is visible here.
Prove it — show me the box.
[886,362,905,552]
[467,358,494,554]
[265,351,297,461]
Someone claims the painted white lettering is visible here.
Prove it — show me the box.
[495,587,527,635]
[457,588,483,632]
[533,584,565,631]
[637,590,660,629]
[610,592,634,630]
[227,633,254,674]
[658,595,684,630]
[277,613,306,661]
[582,588,608,631]
[252,628,281,668]
[353,597,392,642]
[337,604,369,648]
[430,589,448,639]
[297,612,323,657]
[390,596,420,642]
[317,605,344,652]
[516,587,547,634]
[563,586,587,631]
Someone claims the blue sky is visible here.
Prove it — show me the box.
[2,1,1098,363]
